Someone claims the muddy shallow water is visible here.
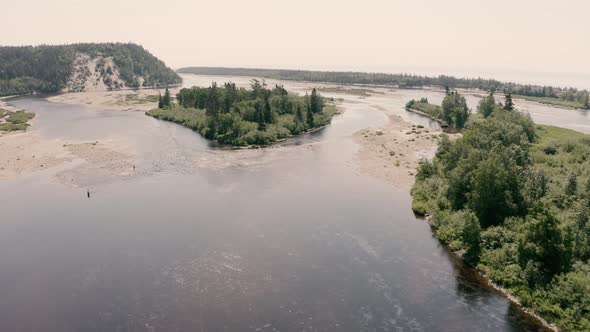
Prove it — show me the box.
[0,74,577,331]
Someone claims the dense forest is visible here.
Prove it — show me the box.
[411,100,590,330]
[0,43,181,96]
[147,80,337,146]
[178,67,590,109]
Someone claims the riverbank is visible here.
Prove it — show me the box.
[405,107,449,128]
[425,215,559,332]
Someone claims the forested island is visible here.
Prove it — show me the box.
[411,98,590,330]
[146,80,337,146]
[178,67,590,110]
[0,43,181,96]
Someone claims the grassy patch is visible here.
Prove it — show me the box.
[0,123,29,131]
[514,95,587,109]
[6,110,35,124]
[0,110,35,131]
[316,87,383,97]
[114,94,160,106]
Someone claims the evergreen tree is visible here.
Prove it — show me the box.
[295,104,304,124]
[158,93,163,108]
[255,99,265,131]
[310,88,321,113]
[306,103,314,128]
[206,82,219,116]
[263,97,273,123]
[504,92,514,111]
[162,88,171,107]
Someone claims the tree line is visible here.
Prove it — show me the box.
[178,67,590,109]
[147,80,336,146]
[0,43,181,96]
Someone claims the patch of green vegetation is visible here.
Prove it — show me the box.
[147,82,337,146]
[0,110,35,131]
[412,106,590,331]
[6,110,35,124]
[405,98,443,118]
[515,95,588,109]
[0,122,29,131]
[316,86,382,97]
[114,94,160,106]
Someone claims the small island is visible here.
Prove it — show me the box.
[146,81,337,146]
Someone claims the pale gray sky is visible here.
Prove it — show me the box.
[3,0,589,87]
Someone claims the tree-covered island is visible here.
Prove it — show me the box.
[146,80,337,146]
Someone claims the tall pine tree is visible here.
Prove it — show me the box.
[306,103,314,128]
[263,97,273,123]
[162,88,171,108]
[504,92,514,111]
[310,88,321,113]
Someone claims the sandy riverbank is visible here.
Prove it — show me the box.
[0,128,134,185]
[47,88,178,112]
[353,114,453,189]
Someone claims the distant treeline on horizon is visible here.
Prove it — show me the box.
[177,67,590,109]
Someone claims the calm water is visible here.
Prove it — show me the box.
[1,74,577,331]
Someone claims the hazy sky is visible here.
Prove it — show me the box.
[3,0,589,87]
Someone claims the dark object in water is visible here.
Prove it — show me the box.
[87,190,90,198]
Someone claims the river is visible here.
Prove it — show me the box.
[2,74,585,331]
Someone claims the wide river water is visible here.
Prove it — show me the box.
[1,74,588,331]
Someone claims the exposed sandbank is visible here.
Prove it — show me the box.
[353,114,453,189]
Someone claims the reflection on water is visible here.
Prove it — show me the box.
[0,75,565,331]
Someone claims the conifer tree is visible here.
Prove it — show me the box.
[255,100,265,130]
[162,88,171,107]
[310,88,321,113]
[504,92,514,111]
[306,103,314,128]
[263,97,273,123]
